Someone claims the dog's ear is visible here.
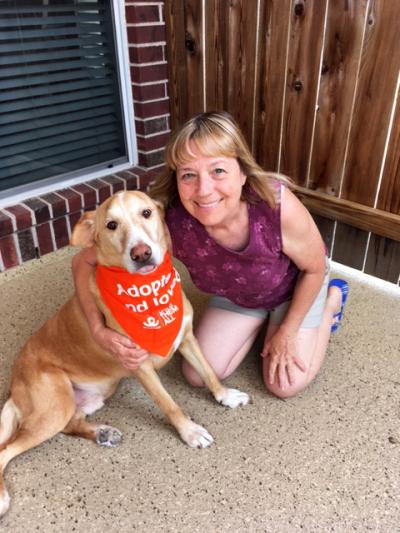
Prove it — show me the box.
[70,211,96,248]
[153,199,165,217]
[153,200,173,254]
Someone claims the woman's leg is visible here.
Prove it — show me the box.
[262,284,343,398]
[182,306,265,387]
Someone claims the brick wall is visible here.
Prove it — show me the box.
[127,0,171,168]
[0,0,170,272]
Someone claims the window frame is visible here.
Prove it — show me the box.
[0,0,137,209]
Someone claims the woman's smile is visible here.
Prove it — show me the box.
[194,199,222,209]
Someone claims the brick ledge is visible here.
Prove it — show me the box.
[0,166,162,272]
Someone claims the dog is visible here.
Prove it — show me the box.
[0,191,249,516]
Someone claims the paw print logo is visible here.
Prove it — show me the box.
[143,316,161,329]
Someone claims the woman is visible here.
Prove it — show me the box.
[72,111,348,398]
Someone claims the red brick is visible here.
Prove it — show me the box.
[126,5,160,24]
[148,164,165,175]
[3,205,32,231]
[71,184,97,209]
[133,82,166,102]
[0,235,19,269]
[56,188,82,213]
[129,45,164,64]
[134,98,170,120]
[131,63,168,84]
[101,176,125,194]
[22,198,50,224]
[69,212,83,234]
[138,149,165,168]
[126,177,140,191]
[40,192,67,218]
[117,169,139,179]
[53,217,69,249]
[0,211,14,237]
[17,228,36,262]
[135,116,169,136]
[87,179,112,204]
[137,131,170,151]
[135,120,144,135]
[138,171,159,192]
[36,222,54,256]
[127,25,166,45]
[115,171,139,191]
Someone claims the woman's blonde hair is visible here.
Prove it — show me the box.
[150,111,287,208]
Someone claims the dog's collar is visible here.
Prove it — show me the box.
[96,252,183,356]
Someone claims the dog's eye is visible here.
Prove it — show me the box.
[142,209,152,219]
[106,220,118,231]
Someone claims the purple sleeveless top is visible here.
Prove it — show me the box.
[165,187,299,310]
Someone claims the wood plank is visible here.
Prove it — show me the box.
[204,0,226,111]
[312,214,335,256]
[364,235,400,284]
[182,0,204,117]
[164,0,187,129]
[377,88,400,215]
[340,0,400,206]
[224,0,259,147]
[331,223,369,270]
[250,0,266,156]
[294,185,400,242]
[256,0,291,170]
[162,0,400,284]
[279,0,327,185]
[309,0,368,195]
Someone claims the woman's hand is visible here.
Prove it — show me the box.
[93,324,150,370]
[261,327,306,390]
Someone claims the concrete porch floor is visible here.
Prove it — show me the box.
[0,248,399,532]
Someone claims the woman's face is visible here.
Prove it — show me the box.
[176,141,246,229]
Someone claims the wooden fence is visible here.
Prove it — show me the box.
[164,0,400,284]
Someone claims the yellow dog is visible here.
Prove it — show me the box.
[0,191,249,517]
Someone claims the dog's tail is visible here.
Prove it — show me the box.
[0,398,20,451]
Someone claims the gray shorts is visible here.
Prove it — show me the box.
[208,260,330,329]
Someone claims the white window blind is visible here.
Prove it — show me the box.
[0,0,132,196]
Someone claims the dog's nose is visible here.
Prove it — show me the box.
[130,243,152,263]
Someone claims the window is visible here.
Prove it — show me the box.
[0,0,136,204]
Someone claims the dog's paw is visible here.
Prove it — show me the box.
[216,388,250,408]
[0,488,10,517]
[180,420,214,449]
[95,425,123,447]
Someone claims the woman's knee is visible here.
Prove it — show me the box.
[262,362,312,398]
[264,379,306,399]
[181,360,205,387]
[181,360,227,387]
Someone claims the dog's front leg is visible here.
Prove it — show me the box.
[179,331,250,408]
[133,362,213,448]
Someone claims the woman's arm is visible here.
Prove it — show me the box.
[71,247,104,337]
[278,187,326,334]
[261,187,326,385]
[71,248,149,369]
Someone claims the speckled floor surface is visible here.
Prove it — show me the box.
[0,247,399,532]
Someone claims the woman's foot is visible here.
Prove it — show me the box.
[327,279,349,332]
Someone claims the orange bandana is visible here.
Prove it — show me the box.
[96,252,183,356]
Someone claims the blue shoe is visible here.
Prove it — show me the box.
[329,279,349,333]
